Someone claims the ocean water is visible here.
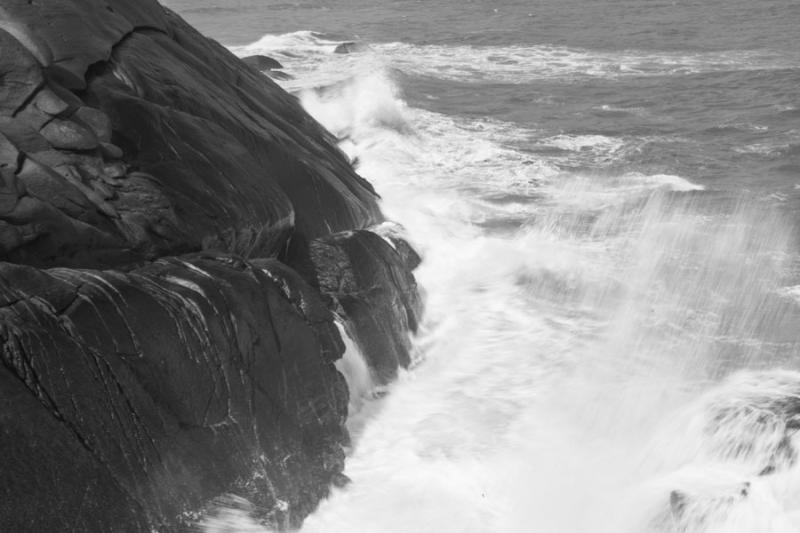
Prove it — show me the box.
[163,1,800,531]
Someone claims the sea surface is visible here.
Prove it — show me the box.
[164,1,800,531]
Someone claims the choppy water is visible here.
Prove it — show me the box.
[164,1,800,531]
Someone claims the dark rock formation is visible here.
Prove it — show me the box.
[333,41,369,54]
[0,0,421,531]
[0,254,348,530]
[0,0,380,269]
[242,54,284,70]
[309,229,422,383]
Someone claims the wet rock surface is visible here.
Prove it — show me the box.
[309,229,422,383]
[0,1,381,269]
[0,0,421,531]
[0,255,349,531]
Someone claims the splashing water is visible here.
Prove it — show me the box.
[230,32,800,86]
[204,34,800,533]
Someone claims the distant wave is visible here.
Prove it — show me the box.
[230,30,342,57]
[296,66,705,226]
[230,31,800,86]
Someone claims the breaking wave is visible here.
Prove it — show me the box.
[203,30,800,533]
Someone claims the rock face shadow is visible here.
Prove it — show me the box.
[0,1,421,531]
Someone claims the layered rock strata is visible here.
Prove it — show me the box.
[0,1,420,531]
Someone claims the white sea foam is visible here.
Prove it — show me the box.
[377,43,799,83]
[286,55,799,533]
[204,32,800,533]
[197,495,267,533]
[333,321,378,437]
[540,133,626,153]
[778,285,800,304]
[232,31,800,87]
[735,130,800,157]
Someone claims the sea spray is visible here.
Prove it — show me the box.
[194,15,800,530]
[290,53,800,533]
[333,320,381,439]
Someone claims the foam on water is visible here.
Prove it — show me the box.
[377,43,800,84]
[201,34,800,533]
[231,32,800,88]
[780,286,800,305]
[231,30,342,57]
[300,60,799,533]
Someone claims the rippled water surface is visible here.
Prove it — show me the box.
[163,1,800,531]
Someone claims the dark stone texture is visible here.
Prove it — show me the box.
[74,105,113,142]
[242,54,284,70]
[0,254,349,531]
[32,87,70,116]
[0,0,422,530]
[0,28,43,116]
[0,0,168,89]
[0,363,151,533]
[309,229,422,383]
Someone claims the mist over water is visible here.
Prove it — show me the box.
[164,1,800,530]
[297,69,800,533]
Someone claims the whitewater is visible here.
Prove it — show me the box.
[192,24,800,533]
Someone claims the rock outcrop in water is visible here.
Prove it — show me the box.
[333,41,369,54]
[309,229,422,383]
[0,1,419,531]
[242,55,294,81]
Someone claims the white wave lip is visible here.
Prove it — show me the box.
[541,134,626,153]
[230,30,341,56]
[376,43,800,83]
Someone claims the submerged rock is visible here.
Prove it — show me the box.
[0,254,349,531]
[0,0,380,269]
[333,41,369,54]
[242,54,284,70]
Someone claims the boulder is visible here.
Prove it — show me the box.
[308,229,422,383]
[0,0,422,530]
[242,54,284,70]
[0,1,381,269]
[0,254,349,531]
[333,41,369,54]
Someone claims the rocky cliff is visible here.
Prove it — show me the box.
[0,1,420,531]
